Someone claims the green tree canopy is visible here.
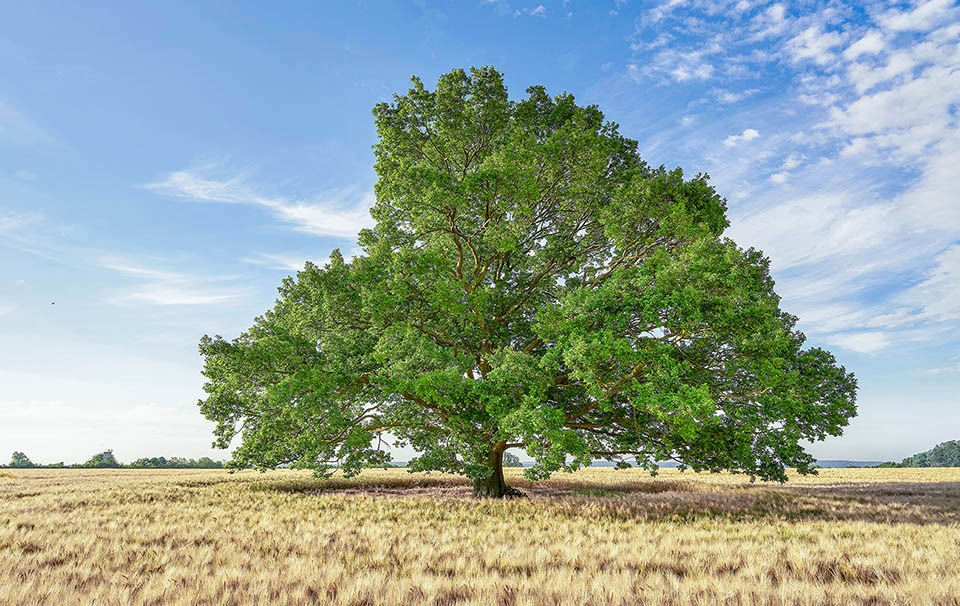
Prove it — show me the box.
[128,456,224,469]
[9,451,34,468]
[84,450,120,468]
[900,440,960,467]
[199,67,857,497]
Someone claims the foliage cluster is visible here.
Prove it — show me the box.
[83,450,121,468]
[899,440,960,468]
[127,456,224,469]
[7,452,34,468]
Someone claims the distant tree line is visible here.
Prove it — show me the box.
[3,450,224,469]
[127,456,224,469]
[897,440,960,467]
[874,440,960,468]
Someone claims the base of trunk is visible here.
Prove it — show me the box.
[471,445,526,498]
[471,478,526,498]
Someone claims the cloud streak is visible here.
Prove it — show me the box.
[146,169,375,240]
[101,258,250,306]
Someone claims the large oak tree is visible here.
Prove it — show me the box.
[199,67,857,497]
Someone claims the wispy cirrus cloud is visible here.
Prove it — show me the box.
[101,258,250,306]
[243,244,364,272]
[242,253,309,272]
[146,168,374,240]
[515,4,547,18]
[710,87,761,103]
[824,331,891,355]
[921,357,960,376]
[2,209,251,307]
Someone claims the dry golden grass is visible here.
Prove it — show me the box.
[2,467,959,605]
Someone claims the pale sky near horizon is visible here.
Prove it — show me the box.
[1,1,958,466]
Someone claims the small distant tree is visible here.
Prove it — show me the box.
[84,450,120,468]
[196,457,223,469]
[502,452,524,467]
[9,452,35,468]
[130,457,166,468]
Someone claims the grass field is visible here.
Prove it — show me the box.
[2,467,959,605]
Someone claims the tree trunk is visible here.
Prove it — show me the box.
[472,443,524,498]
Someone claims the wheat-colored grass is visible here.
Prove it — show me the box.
[2,466,959,605]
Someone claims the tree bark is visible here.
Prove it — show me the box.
[471,443,524,498]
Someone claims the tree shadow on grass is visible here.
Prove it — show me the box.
[256,474,470,496]
[543,479,960,526]
[251,472,960,526]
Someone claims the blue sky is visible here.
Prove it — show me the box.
[1,0,958,465]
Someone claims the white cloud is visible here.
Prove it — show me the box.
[892,136,960,232]
[102,258,250,306]
[786,25,843,65]
[243,253,309,272]
[723,128,760,146]
[611,0,960,408]
[645,0,687,24]
[825,331,891,354]
[671,63,714,81]
[879,0,960,33]
[830,57,960,162]
[748,3,789,41]
[146,169,375,240]
[843,30,885,60]
[921,359,960,375]
[673,63,714,81]
[791,301,878,335]
[711,87,761,103]
[781,152,804,170]
[729,194,899,272]
[117,286,242,306]
[886,245,960,326]
[629,36,723,83]
[515,4,547,17]
[630,33,673,52]
[243,247,363,273]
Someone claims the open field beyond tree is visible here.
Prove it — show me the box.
[2,468,959,606]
